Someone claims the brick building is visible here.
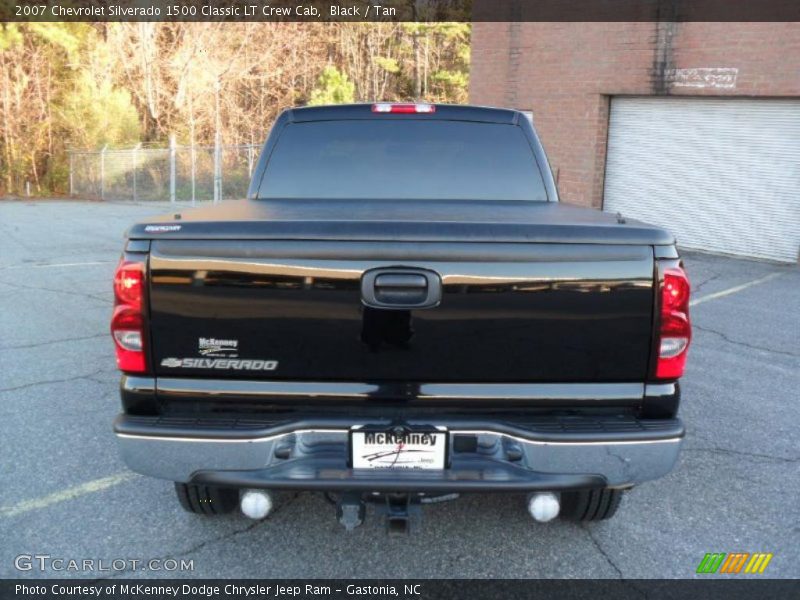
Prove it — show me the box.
[469,22,800,262]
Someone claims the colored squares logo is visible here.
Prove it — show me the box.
[697,553,773,574]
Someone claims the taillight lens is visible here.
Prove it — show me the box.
[372,103,436,114]
[111,259,147,373]
[656,267,692,379]
[114,262,143,308]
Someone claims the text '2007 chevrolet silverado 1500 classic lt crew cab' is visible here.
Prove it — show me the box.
[111,103,692,532]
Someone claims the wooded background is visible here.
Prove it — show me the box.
[0,22,470,196]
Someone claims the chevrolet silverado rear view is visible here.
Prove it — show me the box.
[112,103,691,531]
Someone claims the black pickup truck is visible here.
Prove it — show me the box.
[111,103,691,531]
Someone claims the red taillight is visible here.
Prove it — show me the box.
[114,262,143,309]
[655,267,692,380]
[111,259,147,373]
[371,103,436,114]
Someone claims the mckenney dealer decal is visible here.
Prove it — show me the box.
[198,337,239,357]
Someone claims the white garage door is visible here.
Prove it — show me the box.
[604,97,800,263]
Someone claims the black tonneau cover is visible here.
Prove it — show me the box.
[127,199,675,246]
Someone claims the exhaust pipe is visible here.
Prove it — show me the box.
[527,492,560,522]
[240,489,273,520]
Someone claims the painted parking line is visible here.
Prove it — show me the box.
[0,472,139,518]
[690,272,784,307]
[0,261,114,270]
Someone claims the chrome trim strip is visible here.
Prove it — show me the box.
[122,375,156,394]
[645,383,677,397]
[420,383,643,400]
[155,378,645,402]
[453,431,682,447]
[116,428,349,444]
[157,379,378,398]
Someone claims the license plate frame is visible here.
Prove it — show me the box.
[349,425,448,470]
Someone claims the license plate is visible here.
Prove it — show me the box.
[351,428,447,470]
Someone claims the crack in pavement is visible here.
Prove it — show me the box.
[96,492,303,580]
[690,272,785,307]
[0,368,118,394]
[580,524,624,579]
[0,332,108,351]
[94,520,268,581]
[0,406,113,418]
[581,526,650,596]
[693,324,800,358]
[0,278,111,305]
[682,447,799,464]
[691,271,723,295]
[0,260,114,270]
[82,369,119,385]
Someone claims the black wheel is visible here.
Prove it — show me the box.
[559,488,624,522]
[174,483,239,515]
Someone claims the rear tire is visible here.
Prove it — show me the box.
[559,488,624,522]
[174,483,239,516]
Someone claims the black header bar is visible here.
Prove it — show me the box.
[2,579,799,600]
[3,0,800,23]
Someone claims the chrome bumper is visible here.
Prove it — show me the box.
[114,415,684,490]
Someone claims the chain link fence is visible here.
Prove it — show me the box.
[69,141,260,203]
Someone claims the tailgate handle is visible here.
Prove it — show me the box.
[362,269,441,310]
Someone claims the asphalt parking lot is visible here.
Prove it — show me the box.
[1,199,798,579]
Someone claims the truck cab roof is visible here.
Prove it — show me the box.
[285,103,522,124]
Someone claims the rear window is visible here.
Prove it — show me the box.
[257,120,548,201]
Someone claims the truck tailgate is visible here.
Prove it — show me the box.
[148,240,654,382]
